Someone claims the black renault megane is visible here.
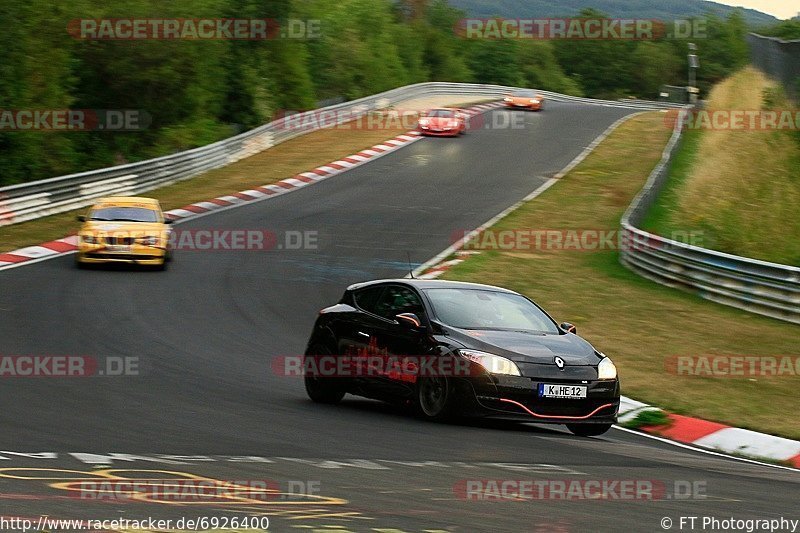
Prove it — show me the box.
[303,279,620,436]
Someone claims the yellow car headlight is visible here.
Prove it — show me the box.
[81,234,100,244]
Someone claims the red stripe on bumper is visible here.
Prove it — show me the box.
[499,398,616,420]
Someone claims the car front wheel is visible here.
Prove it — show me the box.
[416,376,456,421]
[304,344,345,404]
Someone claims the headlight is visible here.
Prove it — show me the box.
[530,99,539,104]
[503,97,512,102]
[597,357,617,380]
[419,119,429,126]
[81,234,99,244]
[139,236,159,246]
[459,349,521,376]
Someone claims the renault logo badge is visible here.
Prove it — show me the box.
[554,356,565,370]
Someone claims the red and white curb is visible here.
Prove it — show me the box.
[0,101,503,271]
[418,251,481,279]
[619,398,800,467]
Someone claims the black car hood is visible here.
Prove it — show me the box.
[443,326,601,366]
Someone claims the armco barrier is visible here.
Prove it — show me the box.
[748,32,800,101]
[619,109,800,325]
[0,83,679,226]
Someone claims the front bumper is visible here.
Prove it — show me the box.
[76,244,167,265]
[418,127,459,137]
[457,374,619,424]
[505,102,542,111]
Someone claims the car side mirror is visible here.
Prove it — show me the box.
[77,215,86,222]
[396,312,424,331]
[560,322,576,334]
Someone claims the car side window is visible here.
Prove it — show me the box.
[353,287,384,314]
[373,286,425,320]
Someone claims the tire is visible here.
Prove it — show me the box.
[304,344,345,404]
[416,376,456,421]
[566,423,612,437]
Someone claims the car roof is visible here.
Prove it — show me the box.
[95,196,160,206]
[346,278,519,294]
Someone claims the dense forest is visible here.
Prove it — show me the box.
[0,0,758,185]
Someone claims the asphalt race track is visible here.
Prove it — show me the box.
[1,101,798,532]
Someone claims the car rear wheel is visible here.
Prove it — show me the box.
[566,423,612,437]
[304,344,345,404]
[416,376,456,421]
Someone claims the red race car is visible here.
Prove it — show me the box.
[417,108,467,136]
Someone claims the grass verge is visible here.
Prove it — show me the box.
[442,112,800,440]
[643,67,800,265]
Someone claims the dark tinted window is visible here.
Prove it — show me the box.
[424,288,558,333]
[374,286,424,320]
[353,287,384,314]
[425,109,455,118]
[90,207,159,222]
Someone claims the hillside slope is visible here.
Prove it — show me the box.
[449,0,778,26]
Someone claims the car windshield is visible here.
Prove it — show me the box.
[424,288,559,334]
[90,206,159,222]
[424,109,455,118]
[512,90,537,97]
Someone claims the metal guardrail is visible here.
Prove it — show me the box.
[0,83,680,226]
[748,33,800,101]
[619,109,800,325]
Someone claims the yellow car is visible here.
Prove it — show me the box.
[75,196,172,269]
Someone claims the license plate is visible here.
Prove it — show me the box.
[105,245,130,253]
[538,383,587,399]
